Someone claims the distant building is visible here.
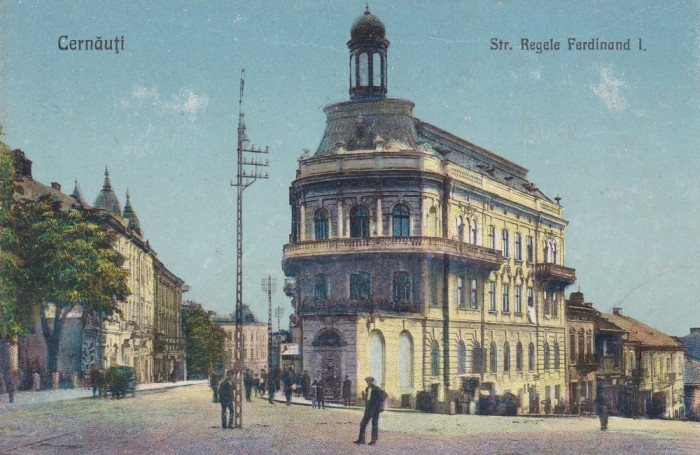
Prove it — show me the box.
[597,308,684,419]
[676,328,700,420]
[212,306,268,375]
[13,151,186,385]
[565,291,598,413]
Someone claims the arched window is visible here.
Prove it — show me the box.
[473,341,482,373]
[456,216,465,242]
[516,342,523,371]
[553,341,560,370]
[431,341,440,376]
[503,342,511,372]
[359,52,368,86]
[372,52,381,86]
[350,205,370,238]
[578,331,585,361]
[528,342,535,371]
[399,331,414,389]
[314,208,330,240]
[490,341,497,373]
[543,342,550,370]
[457,341,466,375]
[370,330,385,386]
[392,204,410,237]
[313,328,344,347]
[514,232,522,260]
[469,219,478,244]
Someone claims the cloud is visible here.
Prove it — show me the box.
[123,86,209,120]
[592,66,628,112]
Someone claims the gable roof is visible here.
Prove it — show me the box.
[598,312,681,349]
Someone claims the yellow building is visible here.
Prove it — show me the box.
[213,306,269,376]
[282,9,575,413]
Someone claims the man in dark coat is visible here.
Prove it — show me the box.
[218,371,235,429]
[342,375,352,406]
[302,370,311,400]
[244,368,253,402]
[209,371,219,403]
[283,367,295,405]
[354,376,387,445]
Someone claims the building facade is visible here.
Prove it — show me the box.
[213,306,269,376]
[565,291,597,414]
[14,152,187,385]
[597,309,684,419]
[282,9,575,413]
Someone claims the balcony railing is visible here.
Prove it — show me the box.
[574,354,598,373]
[283,237,504,270]
[596,355,623,375]
[534,263,576,289]
[298,298,421,315]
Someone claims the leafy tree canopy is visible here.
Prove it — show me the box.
[183,307,226,375]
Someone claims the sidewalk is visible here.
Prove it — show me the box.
[0,379,207,411]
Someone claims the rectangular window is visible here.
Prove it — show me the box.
[515,233,522,261]
[527,236,533,263]
[543,290,550,315]
[429,270,438,307]
[502,284,510,313]
[489,282,496,312]
[314,274,328,299]
[515,285,522,314]
[470,279,478,309]
[527,287,534,307]
[393,271,411,302]
[350,272,371,299]
[502,229,509,257]
[489,225,495,249]
[551,293,558,317]
[457,276,466,308]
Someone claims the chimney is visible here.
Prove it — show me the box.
[51,182,61,191]
[612,307,622,315]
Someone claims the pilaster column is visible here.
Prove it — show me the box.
[376,198,383,236]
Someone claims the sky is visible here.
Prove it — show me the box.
[0,1,698,336]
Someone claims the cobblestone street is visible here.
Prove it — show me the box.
[0,384,698,454]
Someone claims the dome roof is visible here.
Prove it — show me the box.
[94,167,122,217]
[350,7,386,41]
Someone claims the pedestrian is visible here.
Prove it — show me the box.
[209,371,219,403]
[302,370,311,400]
[89,365,102,397]
[354,376,387,445]
[283,367,295,405]
[260,368,267,396]
[342,375,352,406]
[218,370,235,429]
[253,373,260,397]
[267,370,276,404]
[32,372,40,391]
[311,373,325,409]
[244,368,253,402]
[598,397,609,431]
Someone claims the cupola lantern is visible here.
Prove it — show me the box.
[348,6,389,101]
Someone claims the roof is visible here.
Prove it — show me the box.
[598,312,681,349]
[684,359,700,386]
[122,190,142,235]
[211,305,261,324]
[350,7,386,41]
[678,331,700,362]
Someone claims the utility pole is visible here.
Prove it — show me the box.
[274,307,284,331]
[231,68,269,429]
[261,275,277,374]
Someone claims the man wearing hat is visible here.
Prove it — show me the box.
[218,370,235,429]
[354,376,387,445]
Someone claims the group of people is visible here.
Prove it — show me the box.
[209,368,388,445]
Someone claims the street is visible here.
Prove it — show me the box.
[0,384,698,454]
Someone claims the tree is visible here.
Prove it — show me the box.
[10,192,130,374]
[182,307,225,377]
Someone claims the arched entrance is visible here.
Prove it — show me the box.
[311,328,345,399]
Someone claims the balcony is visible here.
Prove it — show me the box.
[534,263,576,289]
[596,355,623,376]
[298,298,421,316]
[283,278,296,297]
[574,354,598,374]
[283,237,504,271]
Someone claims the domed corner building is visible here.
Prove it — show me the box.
[282,8,576,414]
